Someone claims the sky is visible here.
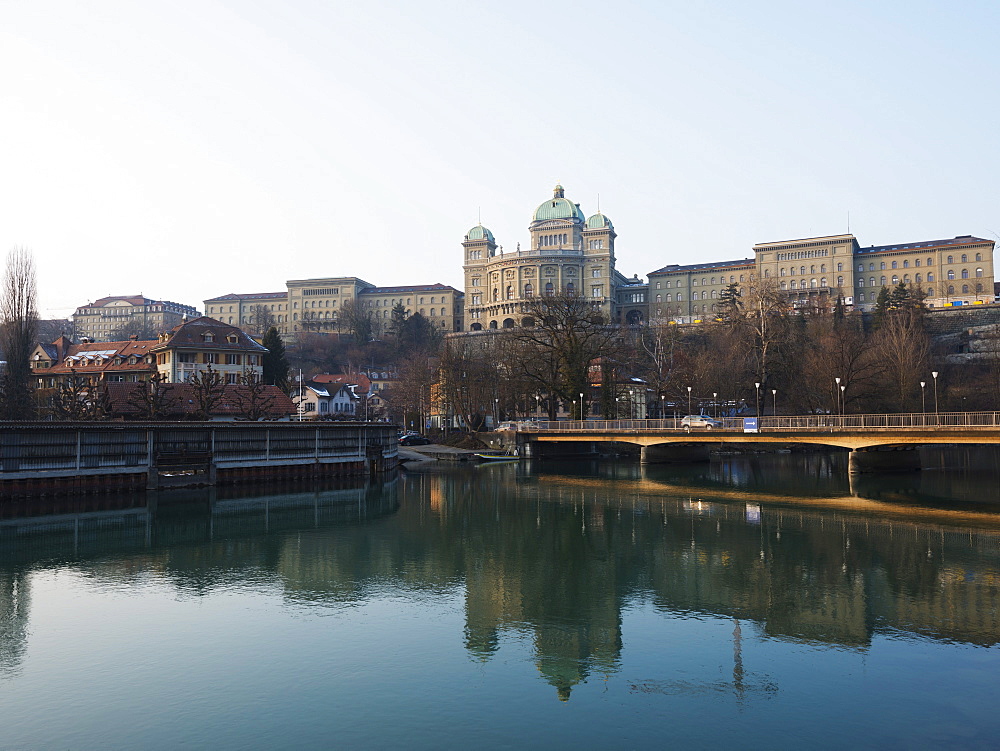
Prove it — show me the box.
[2,0,998,319]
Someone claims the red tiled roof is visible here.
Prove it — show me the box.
[105,382,296,419]
[46,339,159,376]
[153,317,267,353]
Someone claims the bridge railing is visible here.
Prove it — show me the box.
[517,412,1000,432]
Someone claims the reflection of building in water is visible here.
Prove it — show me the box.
[0,571,30,676]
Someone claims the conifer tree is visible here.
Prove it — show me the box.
[262,327,289,391]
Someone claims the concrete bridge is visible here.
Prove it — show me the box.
[515,412,1000,472]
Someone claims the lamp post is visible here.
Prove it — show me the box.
[771,389,777,417]
[932,371,939,418]
[615,396,620,420]
[660,394,665,421]
[840,385,846,416]
[687,386,692,415]
[580,392,584,420]
[571,399,576,422]
[920,381,926,417]
[713,392,717,419]
[754,382,761,417]
[834,377,841,416]
[494,397,499,428]
[535,394,540,419]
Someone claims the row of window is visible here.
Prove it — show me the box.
[164,353,259,365]
[539,233,568,246]
[653,274,749,290]
[776,249,830,261]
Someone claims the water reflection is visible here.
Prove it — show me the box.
[0,451,999,703]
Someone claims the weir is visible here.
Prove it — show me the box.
[0,422,398,497]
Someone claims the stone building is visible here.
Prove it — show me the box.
[72,295,200,342]
[463,184,639,330]
[205,281,463,339]
[151,316,267,384]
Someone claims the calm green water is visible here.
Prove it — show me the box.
[1,449,1000,749]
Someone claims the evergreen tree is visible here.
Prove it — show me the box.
[872,286,891,328]
[261,327,289,390]
[833,295,846,326]
[718,282,742,324]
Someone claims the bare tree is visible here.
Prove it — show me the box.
[246,304,277,337]
[870,309,929,412]
[125,372,180,420]
[48,370,110,420]
[505,295,620,419]
[0,248,39,419]
[231,369,278,421]
[189,365,226,420]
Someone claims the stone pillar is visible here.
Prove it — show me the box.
[848,447,921,474]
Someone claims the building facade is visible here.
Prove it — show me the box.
[151,317,267,384]
[205,281,463,339]
[72,296,200,342]
[463,184,637,330]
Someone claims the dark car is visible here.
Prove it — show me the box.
[399,434,431,446]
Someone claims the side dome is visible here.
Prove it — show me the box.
[466,224,495,242]
[586,212,613,230]
[532,184,585,223]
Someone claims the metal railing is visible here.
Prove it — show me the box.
[515,412,1000,433]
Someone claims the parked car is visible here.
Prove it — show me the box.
[680,414,722,430]
[399,434,431,446]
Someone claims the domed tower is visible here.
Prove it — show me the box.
[462,224,496,331]
[529,183,586,251]
[583,211,616,258]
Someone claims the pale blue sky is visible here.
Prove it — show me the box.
[3,0,997,318]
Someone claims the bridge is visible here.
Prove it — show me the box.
[515,412,1000,472]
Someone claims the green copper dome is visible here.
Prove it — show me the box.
[466,224,495,242]
[586,212,613,230]
[532,184,586,223]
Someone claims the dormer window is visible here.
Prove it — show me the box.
[227,334,238,344]
[203,332,215,343]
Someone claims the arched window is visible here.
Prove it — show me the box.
[838,263,843,272]
[837,276,843,287]
[544,282,554,296]
[880,262,886,270]
[891,275,899,285]
[927,288,933,296]
[927,257,933,266]
[961,269,969,279]
[976,283,983,293]
[524,283,533,297]
[665,294,672,302]
[903,275,910,283]
[471,323,482,331]
[780,268,786,277]
[858,278,865,287]
[977,268,984,277]
[915,259,921,267]
[489,320,498,329]
[800,266,806,275]
[903,260,909,268]
[821,264,826,273]
[961,254,968,263]
[948,285,955,295]
[947,255,954,264]
[810,265,816,274]
[976,253,982,262]
[947,270,955,280]
[677,293,683,301]
[857,264,863,272]
[880,276,887,286]
[810,279,817,288]
[566,282,576,296]
[891,261,897,269]
[821,277,827,287]
[492,288,499,302]
[780,281,787,290]
[711,290,718,299]
[858,292,865,302]
[962,284,970,294]
[915,273,922,283]
[506,285,513,300]
[764,269,770,277]
[790,280,797,289]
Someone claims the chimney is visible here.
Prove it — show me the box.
[129,334,139,341]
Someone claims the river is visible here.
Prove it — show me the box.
[0,448,998,748]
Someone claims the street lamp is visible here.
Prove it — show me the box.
[535,394,540,418]
[834,377,841,416]
[932,371,939,418]
[754,382,761,417]
[771,389,777,417]
[660,394,665,421]
[840,385,846,415]
[615,396,620,420]
[580,392,584,420]
[920,381,926,416]
[713,392,717,419]
[494,397,499,427]
[687,386,692,415]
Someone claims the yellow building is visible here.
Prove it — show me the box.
[463,184,636,330]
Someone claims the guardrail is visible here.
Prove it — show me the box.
[515,412,1000,432]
